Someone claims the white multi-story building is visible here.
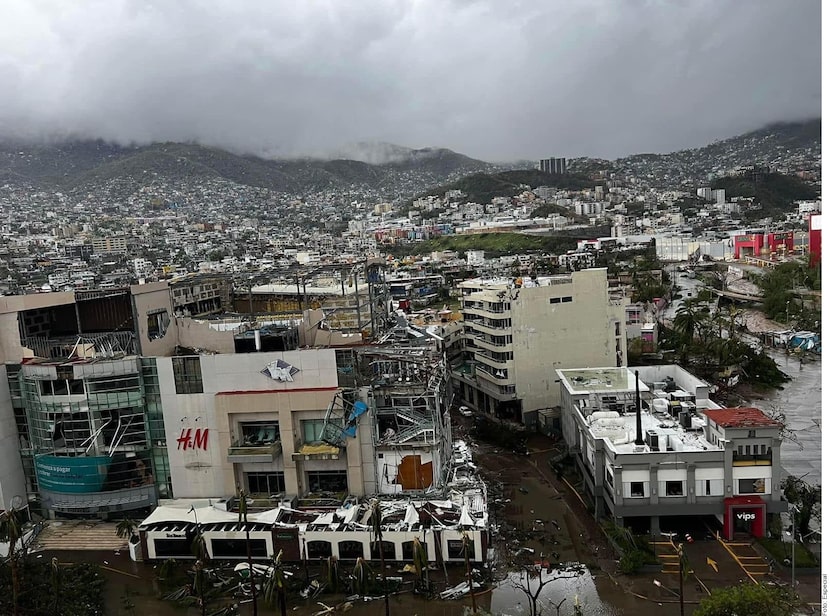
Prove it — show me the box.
[557,365,787,539]
[453,268,626,426]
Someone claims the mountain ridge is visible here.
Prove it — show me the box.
[0,118,819,196]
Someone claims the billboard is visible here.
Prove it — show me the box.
[35,454,112,493]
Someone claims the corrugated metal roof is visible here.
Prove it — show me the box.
[702,407,782,428]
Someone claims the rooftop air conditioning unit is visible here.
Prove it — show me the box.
[678,410,692,429]
[646,430,659,451]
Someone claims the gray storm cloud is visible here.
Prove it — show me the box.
[0,0,820,161]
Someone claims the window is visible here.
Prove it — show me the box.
[605,468,614,488]
[154,538,193,558]
[307,470,347,493]
[301,419,326,444]
[338,541,364,560]
[562,296,573,303]
[737,445,744,456]
[665,481,684,496]
[697,479,723,496]
[401,541,427,561]
[448,539,474,560]
[307,541,332,559]
[147,309,170,340]
[370,541,396,561]
[172,357,203,394]
[550,297,560,304]
[759,444,767,455]
[630,481,645,498]
[753,444,759,455]
[246,472,285,495]
[738,478,766,494]
[239,422,279,445]
[212,538,267,558]
[748,430,756,438]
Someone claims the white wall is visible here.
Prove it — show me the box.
[0,366,28,511]
[160,349,340,499]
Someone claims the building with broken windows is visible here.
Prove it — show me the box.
[556,365,788,540]
[0,274,487,557]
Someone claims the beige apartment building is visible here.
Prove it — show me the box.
[453,268,626,425]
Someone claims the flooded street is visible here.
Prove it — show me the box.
[753,351,822,485]
[47,548,680,616]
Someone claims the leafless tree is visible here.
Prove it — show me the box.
[510,562,584,616]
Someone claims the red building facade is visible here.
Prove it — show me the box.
[733,231,794,260]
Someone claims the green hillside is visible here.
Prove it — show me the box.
[389,227,610,257]
[712,171,817,220]
[416,169,596,205]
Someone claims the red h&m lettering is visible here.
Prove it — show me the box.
[177,428,209,451]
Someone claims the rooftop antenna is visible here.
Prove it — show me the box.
[634,369,645,446]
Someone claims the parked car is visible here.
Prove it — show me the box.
[459,406,473,417]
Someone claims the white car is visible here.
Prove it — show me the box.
[459,406,473,417]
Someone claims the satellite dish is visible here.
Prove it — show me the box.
[10,495,23,510]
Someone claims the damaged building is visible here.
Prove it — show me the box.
[0,273,487,563]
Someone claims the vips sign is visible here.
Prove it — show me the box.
[736,512,756,522]
[35,454,112,493]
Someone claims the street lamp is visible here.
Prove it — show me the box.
[652,579,679,598]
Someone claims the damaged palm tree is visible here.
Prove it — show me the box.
[351,557,373,596]
[0,507,24,616]
[412,537,429,592]
[462,533,477,614]
[237,485,258,616]
[324,556,340,593]
[263,549,288,616]
[369,499,390,616]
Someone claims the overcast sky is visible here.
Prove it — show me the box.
[0,0,821,161]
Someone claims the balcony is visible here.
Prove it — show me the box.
[732,451,772,466]
[291,442,342,461]
[227,440,282,463]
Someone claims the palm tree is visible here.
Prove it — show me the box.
[115,517,138,544]
[0,507,24,616]
[412,537,428,589]
[351,557,373,596]
[325,556,340,593]
[369,499,390,616]
[190,520,210,616]
[263,550,288,616]
[462,533,477,614]
[237,485,258,616]
[50,557,61,616]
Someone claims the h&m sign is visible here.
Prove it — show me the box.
[177,428,208,451]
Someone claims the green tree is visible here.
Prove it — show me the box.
[0,507,24,616]
[115,517,138,543]
[781,475,821,537]
[693,582,797,616]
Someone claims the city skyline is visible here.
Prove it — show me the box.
[0,0,820,162]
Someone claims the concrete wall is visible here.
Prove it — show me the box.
[176,318,236,354]
[512,269,624,412]
[0,293,76,363]
[0,366,28,511]
[131,282,179,357]
[159,349,342,499]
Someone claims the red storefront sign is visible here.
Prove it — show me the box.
[177,428,209,451]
